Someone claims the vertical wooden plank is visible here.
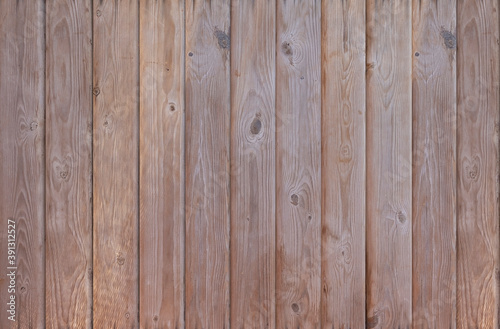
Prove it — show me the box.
[0,0,45,327]
[139,1,184,328]
[185,0,229,328]
[366,0,412,328]
[276,1,321,327]
[412,0,456,328]
[45,0,93,328]
[457,0,500,327]
[230,1,276,328]
[93,1,139,327]
[321,0,366,327]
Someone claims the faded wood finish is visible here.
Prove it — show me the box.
[321,0,366,327]
[0,1,499,327]
[412,0,457,328]
[185,0,230,328]
[45,0,93,328]
[457,0,500,327]
[366,0,412,328]
[230,0,276,328]
[0,0,45,327]
[92,1,139,328]
[139,1,184,328]
[276,0,321,327]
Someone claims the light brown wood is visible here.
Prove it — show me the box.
[276,0,321,327]
[412,0,457,328]
[45,0,93,328]
[366,0,412,328]
[457,0,500,327]
[321,0,366,327]
[93,1,139,327]
[185,0,230,328]
[0,1,45,327]
[230,1,276,328]
[139,1,185,328]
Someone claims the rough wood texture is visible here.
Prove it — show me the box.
[185,0,230,328]
[92,1,139,327]
[366,0,412,328]
[0,0,45,327]
[412,0,457,328]
[230,1,276,328]
[139,1,185,328]
[45,0,93,328]
[457,0,500,327]
[276,1,321,327]
[321,0,366,327]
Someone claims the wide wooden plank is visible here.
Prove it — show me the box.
[230,0,276,327]
[366,0,412,328]
[139,1,184,328]
[45,0,93,328]
[276,0,321,327]
[412,0,457,328]
[0,1,45,327]
[457,0,500,327]
[321,0,366,327]
[93,1,139,327]
[185,0,230,328]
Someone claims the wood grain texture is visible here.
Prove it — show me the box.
[321,0,366,327]
[456,0,500,327]
[276,1,321,327]
[45,0,93,328]
[185,0,230,328]
[412,0,457,328]
[92,1,139,327]
[139,1,184,328]
[0,0,45,327]
[230,0,276,327]
[366,0,412,328]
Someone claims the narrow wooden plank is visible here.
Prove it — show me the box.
[230,0,276,327]
[457,0,500,327]
[139,0,185,328]
[276,1,321,327]
[321,0,366,327]
[45,0,93,328]
[93,1,139,327]
[412,0,456,328]
[185,0,230,328]
[366,0,412,328]
[0,0,45,327]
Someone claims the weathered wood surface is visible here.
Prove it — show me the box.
[230,0,276,328]
[321,0,366,327]
[0,1,497,327]
[92,1,139,327]
[45,0,93,328]
[412,0,457,328]
[276,0,322,328]
[139,1,185,328]
[366,0,413,328]
[185,0,230,328]
[0,0,45,328]
[457,0,500,327]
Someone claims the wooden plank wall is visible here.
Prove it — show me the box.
[0,0,498,328]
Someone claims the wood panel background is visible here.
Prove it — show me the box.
[0,0,498,328]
